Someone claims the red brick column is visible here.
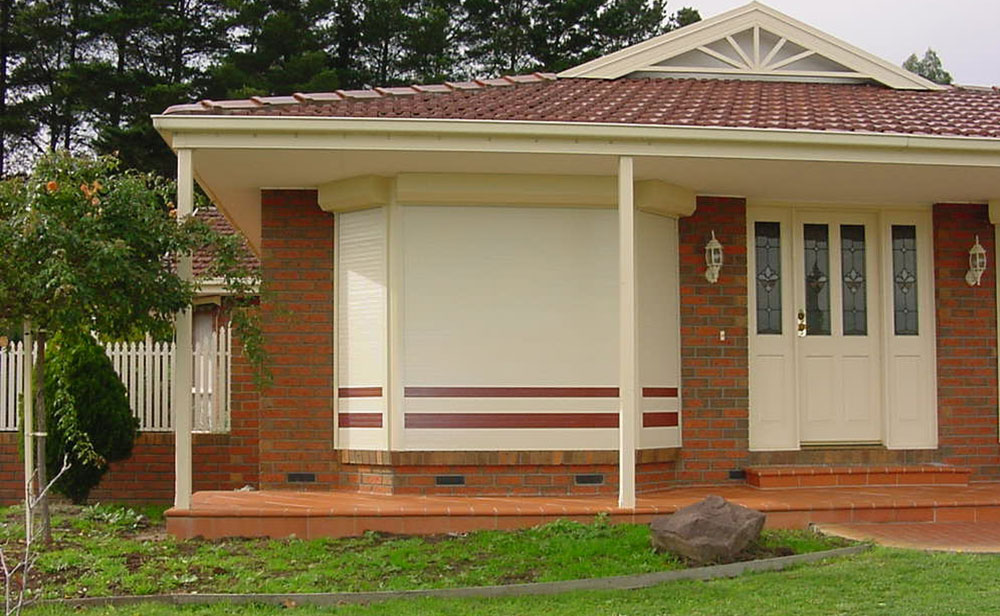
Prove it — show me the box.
[677,196,749,483]
[259,190,337,489]
[934,203,1000,480]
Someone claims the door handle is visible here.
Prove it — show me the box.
[797,310,807,337]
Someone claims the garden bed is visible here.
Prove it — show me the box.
[1,503,851,600]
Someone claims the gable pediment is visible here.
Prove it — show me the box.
[560,2,943,90]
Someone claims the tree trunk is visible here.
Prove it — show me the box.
[33,330,49,544]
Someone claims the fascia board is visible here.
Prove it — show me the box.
[152,115,1000,168]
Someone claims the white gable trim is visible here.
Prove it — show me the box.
[559,1,943,91]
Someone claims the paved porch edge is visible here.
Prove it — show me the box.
[48,545,868,609]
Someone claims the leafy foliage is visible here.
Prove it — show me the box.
[44,332,137,504]
[0,150,261,349]
[903,48,953,85]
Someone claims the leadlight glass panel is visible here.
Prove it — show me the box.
[892,225,919,335]
[755,222,781,334]
[803,224,830,335]
[840,225,867,336]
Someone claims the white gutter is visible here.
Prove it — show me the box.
[152,114,1000,168]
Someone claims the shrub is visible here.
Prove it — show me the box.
[44,332,138,504]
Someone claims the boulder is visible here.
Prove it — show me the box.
[649,495,765,564]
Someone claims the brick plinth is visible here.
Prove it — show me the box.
[934,203,1000,480]
[337,449,678,496]
[259,189,338,489]
[678,196,750,483]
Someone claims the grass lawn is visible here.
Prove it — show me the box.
[1,502,848,610]
[6,503,841,600]
[25,547,1000,615]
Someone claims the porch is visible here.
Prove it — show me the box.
[166,474,1000,540]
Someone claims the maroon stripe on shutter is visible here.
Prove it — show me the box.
[338,413,384,428]
[405,412,619,429]
[339,387,383,398]
[404,387,619,398]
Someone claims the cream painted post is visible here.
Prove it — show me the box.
[174,149,194,509]
[22,324,33,542]
[387,197,405,451]
[618,156,638,509]
[990,200,1000,442]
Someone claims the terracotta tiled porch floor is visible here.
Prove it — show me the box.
[166,483,1000,539]
[816,521,1000,552]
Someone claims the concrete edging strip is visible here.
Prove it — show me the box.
[51,545,869,608]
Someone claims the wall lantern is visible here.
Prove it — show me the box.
[966,235,988,287]
[705,230,724,284]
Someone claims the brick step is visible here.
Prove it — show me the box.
[167,484,1000,539]
[746,465,971,489]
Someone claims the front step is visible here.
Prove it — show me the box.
[746,465,971,489]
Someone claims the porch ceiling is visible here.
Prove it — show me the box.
[194,147,1000,254]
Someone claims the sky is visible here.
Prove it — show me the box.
[684,0,1000,86]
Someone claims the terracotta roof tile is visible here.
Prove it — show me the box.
[192,207,259,279]
[165,76,1000,139]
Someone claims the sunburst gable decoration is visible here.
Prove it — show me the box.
[560,1,943,90]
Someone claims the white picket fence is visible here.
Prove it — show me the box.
[0,327,231,433]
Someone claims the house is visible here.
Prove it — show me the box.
[150,1,1000,513]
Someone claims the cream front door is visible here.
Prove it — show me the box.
[749,207,936,451]
[793,212,882,443]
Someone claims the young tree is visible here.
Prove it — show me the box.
[0,151,261,538]
[903,48,953,85]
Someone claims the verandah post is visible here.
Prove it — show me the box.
[174,148,194,509]
[618,156,638,509]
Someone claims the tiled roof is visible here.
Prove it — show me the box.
[164,75,1000,139]
[193,207,259,278]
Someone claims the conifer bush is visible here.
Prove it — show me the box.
[44,332,138,504]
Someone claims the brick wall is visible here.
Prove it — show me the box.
[259,189,338,489]
[934,203,1000,480]
[677,196,750,484]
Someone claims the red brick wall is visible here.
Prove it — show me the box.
[678,196,750,483]
[934,203,1000,480]
[259,189,338,489]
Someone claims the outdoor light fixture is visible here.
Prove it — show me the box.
[705,230,724,283]
[966,235,988,287]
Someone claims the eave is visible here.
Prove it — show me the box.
[154,115,1000,168]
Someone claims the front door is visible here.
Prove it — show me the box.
[792,212,882,443]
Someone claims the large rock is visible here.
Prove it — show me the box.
[650,495,765,564]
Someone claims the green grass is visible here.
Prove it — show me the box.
[0,504,844,602]
[25,547,1000,615]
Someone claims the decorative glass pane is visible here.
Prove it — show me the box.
[892,225,919,335]
[840,225,867,336]
[755,222,781,334]
[803,224,830,335]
